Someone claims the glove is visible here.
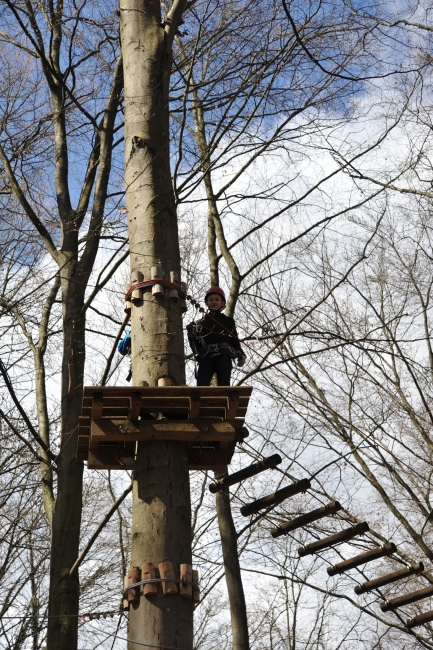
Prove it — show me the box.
[237,354,246,368]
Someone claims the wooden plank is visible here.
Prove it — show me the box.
[136,408,227,419]
[189,393,201,419]
[83,396,130,408]
[227,391,240,419]
[92,392,104,419]
[82,387,252,419]
[84,385,252,398]
[86,444,234,471]
[97,407,129,418]
[179,564,192,599]
[84,385,252,395]
[137,398,192,408]
[194,397,229,407]
[195,409,226,419]
[129,391,142,421]
[87,448,134,470]
[158,561,177,595]
[127,566,140,602]
[91,418,239,443]
[139,405,189,413]
[141,563,157,597]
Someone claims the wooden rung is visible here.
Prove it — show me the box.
[355,562,424,595]
[158,561,177,596]
[92,392,103,419]
[127,566,140,602]
[380,584,433,612]
[152,284,165,296]
[407,608,433,629]
[271,501,342,538]
[131,271,144,302]
[151,266,162,279]
[209,454,282,493]
[327,542,396,577]
[298,522,369,557]
[128,392,142,421]
[180,564,192,599]
[131,288,143,302]
[77,435,90,461]
[141,563,157,598]
[192,569,200,604]
[226,391,239,419]
[189,394,201,419]
[241,478,311,516]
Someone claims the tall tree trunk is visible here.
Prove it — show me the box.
[120,1,193,648]
[47,269,86,650]
[193,86,250,649]
[215,478,250,650]
[192,89,242,313]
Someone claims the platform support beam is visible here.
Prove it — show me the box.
[120,0,192,648]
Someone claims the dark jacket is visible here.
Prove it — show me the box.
[188,311,244,358]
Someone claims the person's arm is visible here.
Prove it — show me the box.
[229,318,246,366]
[227,317,241,350]
[186,321,199,355]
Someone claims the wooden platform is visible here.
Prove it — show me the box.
[77,386,252,471]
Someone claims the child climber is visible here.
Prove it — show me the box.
[187,287,246,386]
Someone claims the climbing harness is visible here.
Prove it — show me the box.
[187,323,241,361]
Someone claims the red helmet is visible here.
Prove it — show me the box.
[205,286,226,303]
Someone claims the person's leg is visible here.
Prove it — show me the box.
[215,354,232,386]
[196,357,216,385]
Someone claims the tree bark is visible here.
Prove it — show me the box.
[120,0,193,648]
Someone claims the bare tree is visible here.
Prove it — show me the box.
[3,0,433,649]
